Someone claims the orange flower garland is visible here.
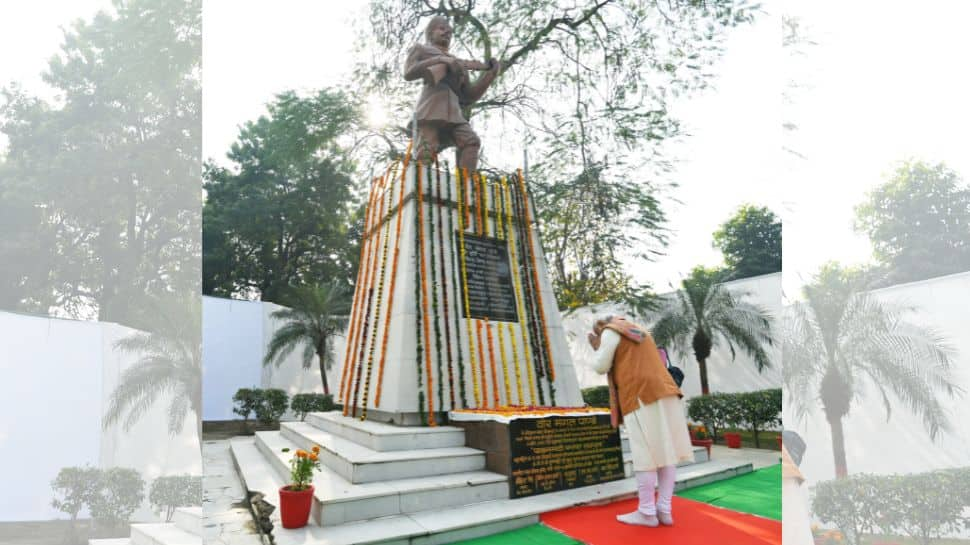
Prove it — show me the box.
[496,319,512,405]
[517,170,556,383]
[475,319,489,408]
[501,178,537,406]
[417,163,436,425]
[433,162,456,409]
[457,168,480,407]
[360,166,398,420]
[351,172,390,415]
[453,406,607,418]
[340,179,379,413]
[485,318,500,407]
[373,153,410,408]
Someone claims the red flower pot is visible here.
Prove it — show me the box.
[279,485,314,529]
[777,436,783,450]
[691,438,713,459]
[724,432,742,449]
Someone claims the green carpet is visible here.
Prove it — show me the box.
[676,464,782,521]
[444,524,584,545]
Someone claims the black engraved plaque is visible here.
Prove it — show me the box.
[508,415,625,498]
[459,232,519,322]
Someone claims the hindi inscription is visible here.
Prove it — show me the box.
[459,232,518,322]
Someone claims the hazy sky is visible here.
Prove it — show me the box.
[6,0,970,298]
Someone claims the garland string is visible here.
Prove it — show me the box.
[434,161,457,409]
[417,163,436,425]
[497,318,512,405]
[457,168,480,407]
[414,162,426,425]
[428,163,445,415]
[485,318,500,407]
[374,153,410,407]
[446,165,467,407]
[475,319,489,408]
[510,178,546,406]
[502,178,538,406]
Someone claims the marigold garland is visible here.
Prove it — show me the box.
[445,165,467,408]
[478,173,486,236]
[484,318,500,407]
[361,166,398,420]
[457,168,481,407]
[453,406,607,417]
[505,322,522,404]
[495,179,505,240]
[496,319,513,405]
[510,179,546,406]
[352,173,389,415]
[417,163,436,426]
[374,154,410,408]
[427,163,446,415]
[517,170,557,391]
[475,319,489,408]
[433,162,457,410]
[502,178,538,406]
[341,179,379,414]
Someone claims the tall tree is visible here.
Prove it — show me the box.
[854,160,970,286]
[712,204,782,280]
[784,263,961,479]
[203,90,361,302]
[651,266,773,395]
[358,0,759,308]
[0,0,201,325]
[263,282,351,395]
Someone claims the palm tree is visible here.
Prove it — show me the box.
[651,266,774,395]
[264,281,350,395]
[103,297,202,444]
[784,263,961,478]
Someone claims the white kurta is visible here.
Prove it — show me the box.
[593,329,695,471]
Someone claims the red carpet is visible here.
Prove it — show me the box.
[540,496,781,545]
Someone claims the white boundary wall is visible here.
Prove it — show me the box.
[0,311,201,522]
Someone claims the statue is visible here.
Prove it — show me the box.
[404,16,500,173]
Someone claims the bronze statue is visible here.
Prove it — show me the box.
[404,16,500,173]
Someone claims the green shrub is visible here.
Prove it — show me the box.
[813,468,970,545]
[149,475,202,522]
[232,387,260,423]
[255,388,289,425]
[734,389,782,448]
[51,466,102,543]
[290,393,335,421]
[581,386,610,408]
[88,467,145,530]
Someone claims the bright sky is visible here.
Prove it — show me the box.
[6,0,970,300]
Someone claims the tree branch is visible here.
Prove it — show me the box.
[501,0,615,71]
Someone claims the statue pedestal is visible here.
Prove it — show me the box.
[338,163,584,424]
[450,409,624,498]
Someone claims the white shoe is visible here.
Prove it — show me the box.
[658,511,674,526]
[616,510,659,527]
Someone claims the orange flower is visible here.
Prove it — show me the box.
[296,449,307,458]
[309,452,319,461]
[312,445,321,454]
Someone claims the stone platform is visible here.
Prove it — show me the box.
[229,411,753,545]
[89,507,203,545]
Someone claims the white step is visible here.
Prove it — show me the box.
[254,431,509,526]
[130,523,201,545]
[275,422,486,483]
[307,411,467,451]
[270,458,754,545]
[89,539,130,545]
[172,506,202,536]
[229,436,287,527]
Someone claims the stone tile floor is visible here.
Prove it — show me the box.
[203,439,266,545]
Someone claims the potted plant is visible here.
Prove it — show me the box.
[690,425,714,458]
[279,445,321,529]
[723,431,743,448]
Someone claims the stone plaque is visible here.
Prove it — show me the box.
[459,232,518,322]
[508,415,624,499]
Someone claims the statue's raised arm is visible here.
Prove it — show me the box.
[403,16,500,172]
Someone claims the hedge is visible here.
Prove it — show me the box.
[291,393,336,421]
[582,386,610,408]
[686,389,781,445]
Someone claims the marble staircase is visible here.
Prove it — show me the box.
[229,411,753,545]
[88,507,203,545]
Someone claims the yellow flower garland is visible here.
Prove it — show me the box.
[496,318,512,405]
[417,163,436,425]
[517,169,555,381]
[485,318,500,407]
[475,319,489,408]
[456,168,480,407]
[501,177,537,406]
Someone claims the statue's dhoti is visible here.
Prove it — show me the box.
[414,121,481,173]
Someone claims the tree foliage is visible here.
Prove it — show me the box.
[203,90,361,302]
[0,0,201,325]
[149,475,201,522]
[358,0,759,308]
[712,204,782,280]
[854,160,970,286]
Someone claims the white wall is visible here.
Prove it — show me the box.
[785,271,970,487]
[0,311,201,522]
[562,272,783,401]
[202,296,334,421]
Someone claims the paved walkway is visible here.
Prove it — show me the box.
[710,445,781,470]
[203,439,265,545]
